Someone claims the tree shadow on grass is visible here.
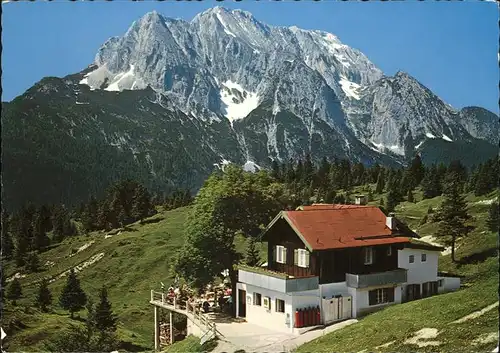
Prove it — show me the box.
[456,247,498,267]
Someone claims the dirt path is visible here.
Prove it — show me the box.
[451,302,499,324]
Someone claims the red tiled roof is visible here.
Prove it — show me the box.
[298,204,370,211]
[283,205,410,250]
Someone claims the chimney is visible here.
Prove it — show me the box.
[386,213,395,230]
[355,195,367,205]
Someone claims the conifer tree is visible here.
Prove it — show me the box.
[407,189,415,203]
[271,160,281,181]
[386,189,399,213]
[437,173,471,262]
[132,185,152,222]
[422,164,442,199]
[408,154,425,186]
[32,211,50,251]
[0,270,6,303]
[375,170,385,194]
[94,286,118,334]
[1,211,14,260]
[59,268,87,318]
[324,189,336,204]
[7,277,22,305]
[35,278,52,312]
[367,188,374,202]
[26,251,41,273]
[486,202,499,233]
[245,236,260,267]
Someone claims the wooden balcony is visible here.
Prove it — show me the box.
[346,268,407,289]
[238,265,319,293]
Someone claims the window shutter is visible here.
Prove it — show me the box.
[305,251,310,268]
[294,249,299,266]
[283,247,287,264]
[273,246,278,262]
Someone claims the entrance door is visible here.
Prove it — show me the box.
[238,289,246,317]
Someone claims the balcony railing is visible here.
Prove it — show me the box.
[346,268,407,289]
[238,265,319,293]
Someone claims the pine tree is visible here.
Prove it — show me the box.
[324,189,336,204]
[26,251,41,273]
[422,164,442,199]
[132,185,152,223]
[375,170,385,194]
[94,286,118,334]
[245,236,260,267]
[1,211,14,260]
[59,268,87,318]
[317,157,330,189]
[1,270,6,303]
[408,154,425,187]
[35,278,52,312]
[367,188,374,202]
[437,173,471,262]
[7,278,22,305]
[407,189,415,203]
[82,196,99,232]
[32,211,50,251]
[486,202,499,233]
[271,160,281,181]
[303,154,314,185]
[386,189,399,213]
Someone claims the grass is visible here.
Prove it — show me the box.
[3,206,192,351]
[296,188,499,353]
[162,335,218,353]
[3,188,497,352]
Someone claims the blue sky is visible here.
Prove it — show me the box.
[2,1,498,113]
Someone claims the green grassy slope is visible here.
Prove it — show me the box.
[3,207,191,351]
[296,188,499,353]
[3,189,497,352]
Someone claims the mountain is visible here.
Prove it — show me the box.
[2,7,497,209]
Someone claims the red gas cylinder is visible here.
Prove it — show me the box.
[302,308,308,327]
[310,306,315,325]
[298,308,304,328]
[294,310,300,328]
[306,307,311,326]
[316,306,321,325]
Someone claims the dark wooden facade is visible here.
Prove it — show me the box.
[265,218,405,284]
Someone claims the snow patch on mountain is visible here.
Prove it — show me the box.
[442,134,453,142]
[426,132,436,138]
[216,12,236,37]
[243,160,260,172]
[220,80,260,123]
[339,77,361,100]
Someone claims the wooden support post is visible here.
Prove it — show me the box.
[151,290,154,302]
[162,293,165,304]
[169,311,174,345]
[154,306,160,351]
[173,296,176,309]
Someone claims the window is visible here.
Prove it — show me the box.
[263,296,271,310]
[409,255,415,263]
[295,249,310,268]
[438,279,444,287]
[275,298,285,313]
[364,247,373,265]
[253,292,262,306]
[387,246,392,256]
[369,288,395,306]
[422,281,438,298]
[421,253,427,262]
[275,245,287,264]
